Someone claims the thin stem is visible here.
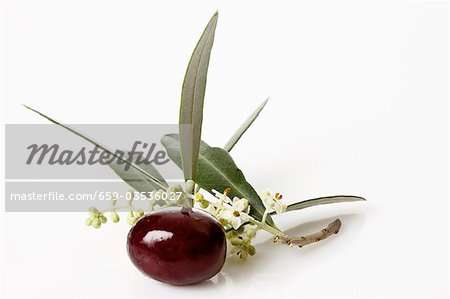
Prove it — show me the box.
[261,205,270,224]
[186,182,195,207]
[248,218,284,236]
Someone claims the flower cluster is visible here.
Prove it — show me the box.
[192,187,290,260]
[227,225,257,260]
[85,184,191,229]
[193,188,260,260]
[85,207,108,229]
[127,209,144,225]
[196,188,251,230]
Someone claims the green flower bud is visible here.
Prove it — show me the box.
[88,207,99,216]
[85,216,94,226]
[185,180,195,194]
[200,200,209,209]
[239,249,248,260]
[236,226,245,234]
[99,215,107,224]
[247,245,256,256]
[219,218,229,227]
[230,238,243,246]
[110,211,120,223]
[193,193,204,202]
[247,229,257,239]
[135,209,144,218]
[128,216,137,226]
[92,218,101,228]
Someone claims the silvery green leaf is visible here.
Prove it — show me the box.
[109,151,168,193]
[161,133,210,166]
[224,98,269,152]
[271,195,366,215]
[161,134,277,228]
[179,12,218,181]
[24,105,168,191]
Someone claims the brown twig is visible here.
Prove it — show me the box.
[273,219,342,248]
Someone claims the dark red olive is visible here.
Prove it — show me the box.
[127,207,227,285]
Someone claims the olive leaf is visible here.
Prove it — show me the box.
[270,195,366,215]
[161,134,210,165]
[109,151,168,193]
[24,105,168,192]
[161,133,277,228]
[224,98,269,152]
[179,12,218,181]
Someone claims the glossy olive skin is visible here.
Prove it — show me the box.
[127,207,227,285]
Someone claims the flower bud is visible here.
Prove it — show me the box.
[236,226,245,234]
[92,218,101,228]
[99,215,107,224]
[85,216,94,226]
[128,216,137,226]
[247,229,257,239]
[239,250,248,260]
[185,180,195,194]
[219,218,229,227]
[110,211,120,223]
[88,207,99,216]
[247,245,256,256]
[230,238,243,246]
[193,193,204,202]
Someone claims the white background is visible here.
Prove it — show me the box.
[0,1,448,298]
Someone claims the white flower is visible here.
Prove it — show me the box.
[212,188,232,204]
[205,204,219,216]
[260,189,287,215]
[272,200,287,214]
[232,197,249,212]
[218,197,250,229]
[260,189,273,205]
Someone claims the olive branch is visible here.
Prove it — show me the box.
[24,11,365,260]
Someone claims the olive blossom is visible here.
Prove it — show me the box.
[218,197,250,230]
[260,189,287,215]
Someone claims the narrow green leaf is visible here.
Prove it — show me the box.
[161,134,277,228]
[179,12,218,181]
[24,105,168,191]
[224,98,269,152]
[161,133,210,166]
[270,195,366,215]
[109,151,168,193]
